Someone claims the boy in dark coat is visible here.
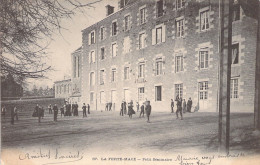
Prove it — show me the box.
[139,103,145,118]
[187,97,192,113]
[82,103,87,117]
[53,104,58,121]
[145,101,151,123]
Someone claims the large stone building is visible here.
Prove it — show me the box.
[72,0,258,112]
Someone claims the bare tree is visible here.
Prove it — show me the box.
[0,0,101,78]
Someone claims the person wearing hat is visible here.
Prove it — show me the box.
[171,99,174,113]
[120,101,124,116]
[128,101,134,119]
[175,96,183,120]
[145,101,151,123]
[82,103,87,117]
[53,104,58,121]
[139,102,145,118]
[187,97,193,113]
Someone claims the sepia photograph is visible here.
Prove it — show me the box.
[1,0,260,164]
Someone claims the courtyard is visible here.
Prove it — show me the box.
[1,109,260,165]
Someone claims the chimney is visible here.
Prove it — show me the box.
[106,5,114,16]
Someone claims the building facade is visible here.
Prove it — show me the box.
[54,79,72,102]
[71,47,82,103]
[76,0,258,112]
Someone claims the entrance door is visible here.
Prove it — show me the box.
[124,89,130,103]
[198,81,209,111]
[138,87,145,103]
[111,90,117,111]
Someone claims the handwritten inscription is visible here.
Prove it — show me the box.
[18,149,245,165]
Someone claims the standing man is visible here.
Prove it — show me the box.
[82,103,87,117]
[38,106,42,123]
[75,102,79,116]
[123,101,127,115]
[175,96,183,120]
[145,101,152,123]
[171,99,174,113]
[139,102,145,118]
[183,99,187,113]
[53,104,58,121]
[187,97,193,113]
[136,102,139,112]
[48,104,52,114]
[120,101,124,116]
[60,105,65,117]
[87,104,90,114]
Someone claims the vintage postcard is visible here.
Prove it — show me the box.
[1,0,260,165]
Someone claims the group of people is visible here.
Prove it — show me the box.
[1,105,19,124]
[120,100,152,122]
[105,102,113,111]
[171,97,193,120]
[32,102,91,123]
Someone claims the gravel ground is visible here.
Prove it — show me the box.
[1,110,260,165]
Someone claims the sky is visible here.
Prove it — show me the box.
[30,0,118,89]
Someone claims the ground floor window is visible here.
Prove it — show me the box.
[138,87,145,102]
[155,86,162,101]
[100,91,105,104]
[90,92,94,102]
[175,84,183,98]
[199,81,208,100]
[231,78,239,99]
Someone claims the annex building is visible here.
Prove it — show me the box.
[71,0,258,112]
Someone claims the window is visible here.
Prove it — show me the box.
[232,4,240,22]
[124,67,129,80]
[155,86,162,101]
[175,54,183,72]
[140,7,146,24]
[156,27,162,44]
[176,0,185,9]
[123,37,130,54]
[124,15,130,31]
[101,47,105,60]
[64,85,66,93]
[90,72,95,86]
[100,27,105,40]
[231,43,239,65]
[100,70,105,85]
[176,19,184,37]
[175,84,183,98]
[200,9,210,31]
[139,33,146,49]
[112,43,117,57]
[138,87,145,101]
[120,0,129,8]
[152,24,166,45]
[138,63,145,78]
[100,91,105,104]
[112,21,117,36]
[199,81,208,100]
[90,51,95,63]
[91,31,95,44]
[199,51,209,69]
[90,92,94,102]
[230,78,239,99]
[155,59,163,75]
[111,68,116,82]
[157,0,164,17]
